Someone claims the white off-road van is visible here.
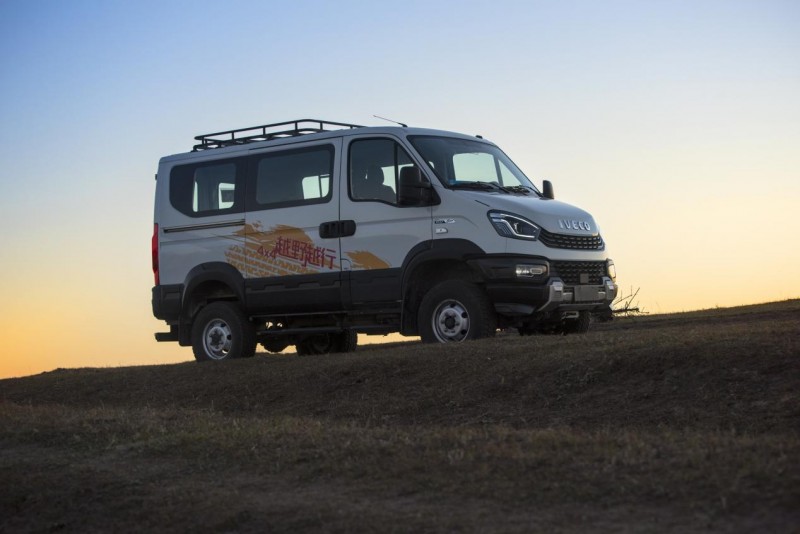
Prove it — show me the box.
[152,119,617,361]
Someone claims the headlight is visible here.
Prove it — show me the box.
[488,211,541,240]
[607,259,616,281]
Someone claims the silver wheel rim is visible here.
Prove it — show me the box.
[202,319,233,360]
[432,299,470,342]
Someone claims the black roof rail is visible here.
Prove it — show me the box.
[192,119,365,151]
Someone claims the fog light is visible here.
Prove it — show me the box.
[516,264,547,277]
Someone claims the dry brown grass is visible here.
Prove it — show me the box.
[1,300,798,532]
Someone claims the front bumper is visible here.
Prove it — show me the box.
[468,256,617,316]
[488,277,617,316]
[537,276,617,312]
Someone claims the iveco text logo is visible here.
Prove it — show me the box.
[558,219,592,231]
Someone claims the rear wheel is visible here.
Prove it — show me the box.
[418,280,496,343]
[296,330,357,355]
[191,302,256,361]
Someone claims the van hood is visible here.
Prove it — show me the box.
[463,192,601,235]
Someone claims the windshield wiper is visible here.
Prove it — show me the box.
[451,181,512,193]
[450,182,535,195]
[504,185,533,195]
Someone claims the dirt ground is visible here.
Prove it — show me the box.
[1,300,798,532]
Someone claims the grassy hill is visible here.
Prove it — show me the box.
[1,300,798,532]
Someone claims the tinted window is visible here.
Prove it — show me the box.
[170,159,242,217]
[350,138,418,204]
[253,145,334,208]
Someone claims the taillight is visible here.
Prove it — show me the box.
[152,223,160,285]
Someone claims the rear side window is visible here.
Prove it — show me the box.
[251,145,334,209]
[169,159,243,217]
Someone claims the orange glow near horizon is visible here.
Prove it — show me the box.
[1,1,798,379]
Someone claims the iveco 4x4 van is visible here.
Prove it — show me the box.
[152,119,617,361]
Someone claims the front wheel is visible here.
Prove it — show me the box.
[563,310,591,335]
[191,302,256,361]
[418,280,496,343]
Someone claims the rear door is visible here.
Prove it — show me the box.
[242,138,344,314]
[339,135,433,306]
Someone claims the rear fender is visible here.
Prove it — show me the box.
[178,262,246,345]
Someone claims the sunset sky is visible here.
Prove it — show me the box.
[1,0,798,379]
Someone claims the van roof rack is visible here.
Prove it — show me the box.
[192,119,365,151]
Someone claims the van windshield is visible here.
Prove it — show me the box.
[409,136,539,194]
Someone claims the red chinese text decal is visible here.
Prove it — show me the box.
[258,236,337,269]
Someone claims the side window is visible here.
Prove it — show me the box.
[349,138,416,204]
[170,160,241,217]
[253,145,333,208]
[193,164,237,212]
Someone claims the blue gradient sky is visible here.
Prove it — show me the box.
[1,0,798,378]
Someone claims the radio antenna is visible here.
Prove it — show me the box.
[373,115,408,128]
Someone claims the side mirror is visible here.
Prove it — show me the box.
[542,179,554,199]
[398,166,433,206]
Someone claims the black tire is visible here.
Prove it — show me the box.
[418,280,496,343]
[563,310,591,335]
[191,301,257,361]
[336,330,358,353]
[296,330,357,356]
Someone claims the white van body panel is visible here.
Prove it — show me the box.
[339,200,433,269]
[159,222,246,285]
[430,184,506,252]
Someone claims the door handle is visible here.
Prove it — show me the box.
[339,220,356,237]
[319,220,357,238]
[319,221,335,238]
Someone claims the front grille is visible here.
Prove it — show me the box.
[551,261,606,285]
[539,229,604,250]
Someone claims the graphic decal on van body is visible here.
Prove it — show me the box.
[346,250,391,270]
[225,223,337,278]
[224,224,390,278]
